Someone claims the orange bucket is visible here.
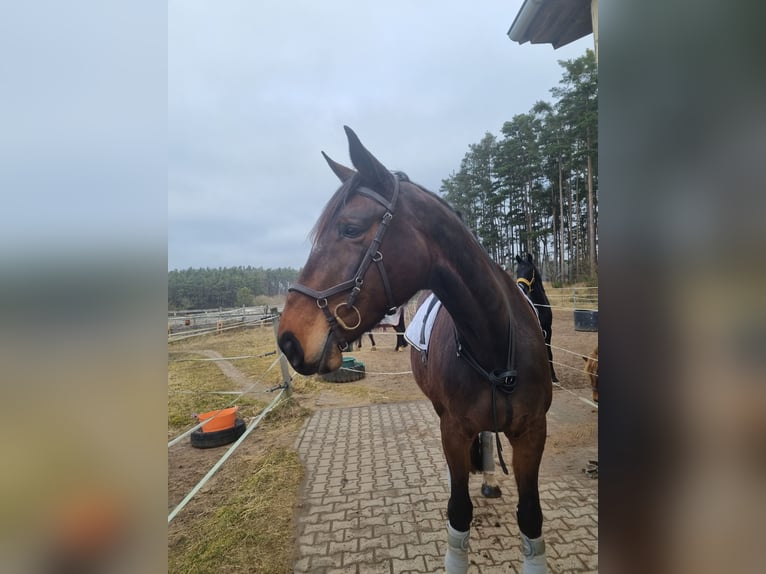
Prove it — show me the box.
[196,406,238,432]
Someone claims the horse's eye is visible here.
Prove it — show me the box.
[341,224,363,238]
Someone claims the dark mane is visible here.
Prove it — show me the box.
[420,184,463,220]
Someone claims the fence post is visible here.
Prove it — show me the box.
[272,313,292,393]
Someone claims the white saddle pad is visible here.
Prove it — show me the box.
[404,294,442,351]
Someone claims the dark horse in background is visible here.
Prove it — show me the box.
[278,127,552,573]
[515,253,559,383]
[355,305,408,351]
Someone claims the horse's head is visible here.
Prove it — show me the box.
[515,253,538,295]
[278,127,429,374]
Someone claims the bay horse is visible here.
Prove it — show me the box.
[515,253,559,382]
[278,127,552,573]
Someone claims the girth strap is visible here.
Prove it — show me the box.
[419,294,442,349]
[454,314,517,475]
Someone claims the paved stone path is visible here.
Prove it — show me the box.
[293,395,597,573]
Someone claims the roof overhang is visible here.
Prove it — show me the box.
[508,0,592,49]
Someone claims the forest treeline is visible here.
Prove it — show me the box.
[168,266,299,310]
[441,49,597,283]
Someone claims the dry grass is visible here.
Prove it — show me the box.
[167,324,290,433]
[169,323,285,381]
[167,352,268,432]
[288,372,322,396]
[168,326,314,574]
[168,446,305,574]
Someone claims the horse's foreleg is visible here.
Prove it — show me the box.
[508,419,548,574]
[441,421,474,574]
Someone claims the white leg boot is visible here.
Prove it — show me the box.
[445,522,470,574]
[520,532,547,574]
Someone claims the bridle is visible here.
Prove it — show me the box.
[516,267,535,294]
[287,173,403,351]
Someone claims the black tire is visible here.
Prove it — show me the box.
[190,418,247,449]
[321,360,366,383]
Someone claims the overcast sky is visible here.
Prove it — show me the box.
[168,0,592,271]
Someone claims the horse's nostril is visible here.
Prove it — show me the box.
[278,331,304,367]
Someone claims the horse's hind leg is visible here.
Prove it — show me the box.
[508,419,549,574]
[478,432,501,498]
[395,314,408,350]
[395,333,407,351]
[441,420,474,574]
[468,433,502,498]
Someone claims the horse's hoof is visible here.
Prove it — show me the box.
[371,347,377,351]
[481,483,502,498]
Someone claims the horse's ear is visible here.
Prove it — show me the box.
[321,151,356,182]
[526,253,533,263]
[344,126,392,188]
[515,254,522,263]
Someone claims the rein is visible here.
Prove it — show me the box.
[288,174,402,351]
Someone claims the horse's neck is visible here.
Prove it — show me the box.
[427,230,513,358]
[405,188,515,360]
[531,281,548,304]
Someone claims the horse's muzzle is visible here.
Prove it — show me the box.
[278,330,341,375]
[278,331,313,375]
